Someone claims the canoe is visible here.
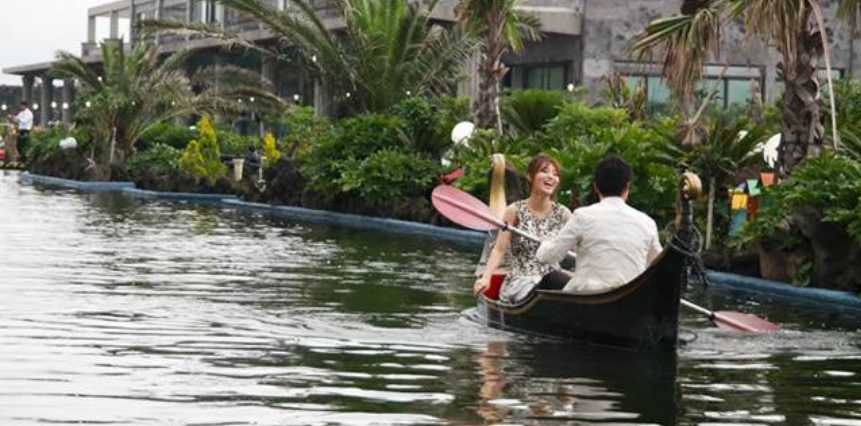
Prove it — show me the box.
[473,237,687,352]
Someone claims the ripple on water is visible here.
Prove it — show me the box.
[1,173,860,425]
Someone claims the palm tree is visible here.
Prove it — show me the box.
[142,0,475,114]
[653,113,769,249]
[632,0,839,178]
[52,39,279,179]
[455,0,541,133]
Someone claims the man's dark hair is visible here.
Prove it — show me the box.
[594,156,632,197]
[19,101,27,107]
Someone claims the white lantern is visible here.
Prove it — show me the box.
[451,121,475,145]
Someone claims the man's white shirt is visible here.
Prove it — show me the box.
[536,196,662,295]
[15,108,33,131]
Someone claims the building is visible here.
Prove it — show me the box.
[3,0,858,124]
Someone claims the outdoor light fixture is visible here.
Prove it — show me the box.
[33,103,39,110]
[238,98,243,104]
[345,92,351,98]
[97,76,103,82]
[406,90,412,96]
[250,97,255,103]
[293,94,300,102]
[62,102,69,110]
[311,55,317,63]
[1,104,6,111]
[85,101,92,108]
[567,83,575,92]
[51,101,57,109]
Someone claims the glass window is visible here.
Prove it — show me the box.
[727,79,754,106]
[624,76,644,93]
[526,65,565,90]
[647,76,670,106]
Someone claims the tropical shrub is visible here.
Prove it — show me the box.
[26,126,94,180]
[127,143,181,184]
[179,116,227,185]
[218,129,257,157]
[742,153,861,246]
[261,132,281,169]
[299,113,443,207]
[502,89,566,135]
[270,106,332,159]
[338,148,442,204]
[390,96,470,160]
[138,122,196,151]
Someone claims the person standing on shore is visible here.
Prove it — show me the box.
[11,102,33,163]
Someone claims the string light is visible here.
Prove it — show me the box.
[85,101,92,108]
[249,97,255,103]
[62,102,69,110]
[51,101,57,109]
[1,104,6,111]
[345,92,351,98]
[32,103,39,110]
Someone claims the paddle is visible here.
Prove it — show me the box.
[432,184,779,334]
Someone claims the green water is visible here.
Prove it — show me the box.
[1,171,859,425]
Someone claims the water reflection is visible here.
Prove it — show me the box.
[473,341,679,425]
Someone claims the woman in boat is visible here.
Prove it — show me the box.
[473,154,571,303]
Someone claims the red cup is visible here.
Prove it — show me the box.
[484,274,505,300]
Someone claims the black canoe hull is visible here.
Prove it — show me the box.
[476,244,687,351]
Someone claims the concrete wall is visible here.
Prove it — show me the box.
[580,0,857,103]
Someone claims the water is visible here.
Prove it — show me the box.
[1,170,859,425]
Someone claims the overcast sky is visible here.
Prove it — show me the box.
[0,0,108,85]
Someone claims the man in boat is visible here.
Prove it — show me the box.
[535,156,662,295]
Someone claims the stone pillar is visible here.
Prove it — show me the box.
[110,10,120,39]
[313,79,332,117]
[87,16,97,42]
[40,76,53,126]
[185,0,193,23]
[154,0,164,44]
[129,0,137,45]
[62,80,75,125]
[22,75,34,105]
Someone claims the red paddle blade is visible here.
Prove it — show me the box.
[431,185,503,232]
[713,311,780,333]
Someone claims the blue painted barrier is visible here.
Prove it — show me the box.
[19,172,134,192]
[706,271,861,310]
[17,172,861,310]
[122,187,237,203]
[221,199,486,246]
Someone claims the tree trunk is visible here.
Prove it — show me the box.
[705,176,715,250]
[475,26,506,134]
[778,13,825,178]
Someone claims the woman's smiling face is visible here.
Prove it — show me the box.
[531,162,560,196]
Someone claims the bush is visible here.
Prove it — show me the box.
[27,126,94,180]
[261,132,281,169]
[299,113,406,195]
[741,153,861,246]
[390,96,469,160]
[139,122,195,151]
[339,148,442,204]
[127,143,181,188]
[269,106,332,159]
[218,129,257,157]
[179,116,227,185]
[502,89,566,135]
